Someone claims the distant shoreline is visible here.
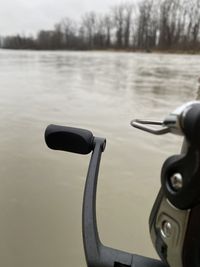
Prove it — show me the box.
[1,1,200,55]
[1,47,200,55]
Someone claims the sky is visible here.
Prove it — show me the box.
[0,0,133,36]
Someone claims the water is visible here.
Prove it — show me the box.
[0,50,199,267]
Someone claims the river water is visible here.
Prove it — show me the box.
[0,50,199,267]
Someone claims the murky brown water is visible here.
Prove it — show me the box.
[0,50,200,267]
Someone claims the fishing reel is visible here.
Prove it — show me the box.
[44,101,200,267]
[131,101,200,267]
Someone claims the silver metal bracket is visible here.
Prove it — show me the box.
[131,101,200,136]
[130,119,169,135]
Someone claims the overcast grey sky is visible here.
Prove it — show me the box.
[0,0,134,36]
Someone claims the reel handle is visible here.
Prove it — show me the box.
[45,124,94,155]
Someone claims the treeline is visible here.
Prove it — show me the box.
[1,0,200,52]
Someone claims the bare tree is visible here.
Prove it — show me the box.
[112,4,125,48]
[81,12,98,49]
[52,23,64,49]
[103,15,113,48]
[37,30,53,49]
[186,0,200,49]
[123,3,134,48]
[158,0,185,49]
[0,36,4,48]
[136,0,154,50]
[158,0,171,48]
[58,17,77,49]
[94,15,107,48]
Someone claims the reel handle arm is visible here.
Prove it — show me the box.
[83,136,166,267]
[44,125,166,267]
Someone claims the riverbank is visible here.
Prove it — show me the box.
[1,47,200,55]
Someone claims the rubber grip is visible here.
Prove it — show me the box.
[45,124,94,154]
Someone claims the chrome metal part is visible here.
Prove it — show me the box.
[163,101,200,135]
[161,221,172,238]
[150,197,190,267]
[170,173,183,191]
[130,119,169,135]
[131,101,200,136]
